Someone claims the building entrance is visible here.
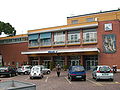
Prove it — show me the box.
[54,56,64,68]
[44,60,50,69]
[71,60,79,66]
[84,55,98,70]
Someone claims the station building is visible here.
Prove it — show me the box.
[0,9,120,70]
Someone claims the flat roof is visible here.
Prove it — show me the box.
[0,34,27,40]
[67,9,120,19]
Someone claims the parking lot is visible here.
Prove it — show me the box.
[0,71,120,90]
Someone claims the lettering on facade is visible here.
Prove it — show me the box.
[48,51,57,53]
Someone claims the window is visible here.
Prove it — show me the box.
[54,31,65,45]
[72,20,78,24]
[40,32,51,46]
[28,34,39,47]
[67,30,80,44]
[86,18,94,22]
[83,29,97,43]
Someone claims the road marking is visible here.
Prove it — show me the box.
[87,79,103,86]
[45,77,48,82]
[64,77,71,84]
[101,82,120,84]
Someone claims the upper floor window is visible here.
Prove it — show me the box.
[40,32,51,46]
[86,18,94,22]
[67,30,80,44]
[28,34,39,47]
[54,31,65,45]
[83,29,97,43]
[72,20,78,24]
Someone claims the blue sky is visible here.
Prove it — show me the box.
[0,0,120,35]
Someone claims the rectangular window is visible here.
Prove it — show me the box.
[72,20,78,24]
[40,32,51,46]
[86,18,94,22]
[28,34,39,47]
[54,31,65,45]
[83,29,97,43]
[67,30,80,44]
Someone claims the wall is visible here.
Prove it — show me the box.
[98,20,120,69]
[0,42,28,67]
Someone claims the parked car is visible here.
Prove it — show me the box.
[92,65,114,81]
[17,65,32,75]
[30,65,44,79]
[0,66,17,77]
[40,65,51,74]
[68,65,86,81]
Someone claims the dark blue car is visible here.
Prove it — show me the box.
[68,65,86,81]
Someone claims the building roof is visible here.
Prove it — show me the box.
[0,34,27,40]
[67,9,120,19]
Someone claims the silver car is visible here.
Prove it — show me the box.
[92,65,114,81]
[17,65,31,75]
[40,65,51,74]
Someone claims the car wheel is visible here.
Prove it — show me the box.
[47,71,50,74]
[24,71,28,75]
[9,73,12,77]
[83,78,86,81]
[110,79,113,81]
[30,77,33,79]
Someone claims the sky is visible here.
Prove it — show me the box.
[0,0,120,35]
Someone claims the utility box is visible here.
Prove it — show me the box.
[0,80,36,90]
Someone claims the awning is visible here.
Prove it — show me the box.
[21,47,100,55]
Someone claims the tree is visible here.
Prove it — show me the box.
[0,21,16,36]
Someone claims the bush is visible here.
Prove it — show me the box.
[63,65,69,71]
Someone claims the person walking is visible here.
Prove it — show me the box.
[56,64,61,77]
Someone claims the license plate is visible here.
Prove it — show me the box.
[102,73,108,75]
[76,76,81,78]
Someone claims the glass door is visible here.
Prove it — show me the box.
[86,60,98,70]
[71,60,79,66]
[44,60,50,69]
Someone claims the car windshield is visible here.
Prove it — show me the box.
[99,66,111,71]
[72,66,84,72]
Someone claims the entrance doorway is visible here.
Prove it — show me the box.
[71,60,79,66]
[84,55,98,70]
[44,60,50,69]
[32,60,38,65]
[54,56,64,68]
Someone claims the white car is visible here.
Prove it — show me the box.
[92,65,114,81]
[17,65,31,75]
[30,65,44,79]
[40,65,51,74]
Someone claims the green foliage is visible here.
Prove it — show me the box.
[0,21,16,36]
[50,61,55,70]
[63,65,69,71]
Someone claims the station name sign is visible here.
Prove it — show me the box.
[48,51,57,53]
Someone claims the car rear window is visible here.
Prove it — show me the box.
[99,66,111,71]
[72,66,85,72]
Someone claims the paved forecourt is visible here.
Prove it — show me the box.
[0,71,120,90]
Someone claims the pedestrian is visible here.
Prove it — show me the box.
[56,64,61,77]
